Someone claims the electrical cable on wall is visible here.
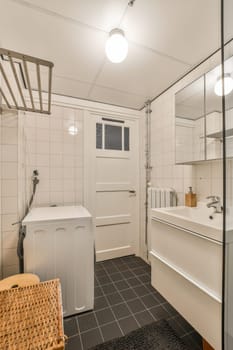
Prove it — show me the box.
[15,170,40,273]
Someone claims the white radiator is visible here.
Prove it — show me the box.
[148,187,177,208]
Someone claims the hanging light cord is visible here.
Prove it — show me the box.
[118,0,136,25]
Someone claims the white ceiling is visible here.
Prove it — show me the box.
[0,0,221,110]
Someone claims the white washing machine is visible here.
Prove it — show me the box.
[23,206,94,317]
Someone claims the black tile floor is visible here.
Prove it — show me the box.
[64,255,202,350]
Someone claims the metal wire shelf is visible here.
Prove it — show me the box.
[0,48,54,115]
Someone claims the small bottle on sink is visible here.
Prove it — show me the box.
[185,187,197,207]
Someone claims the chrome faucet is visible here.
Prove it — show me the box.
[206,196,222,213]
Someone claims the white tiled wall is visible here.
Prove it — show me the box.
[19,105,84,211]
[1,104,84,278]
[194,161,223,201]
[0,111,19,278]
[150,93,195,205]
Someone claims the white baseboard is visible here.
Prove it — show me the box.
[96,245,135,261]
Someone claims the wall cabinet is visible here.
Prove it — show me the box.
[175,55,233,164]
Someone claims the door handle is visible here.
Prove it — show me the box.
[129,190,136,195]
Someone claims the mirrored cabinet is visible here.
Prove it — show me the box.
[175,76,205,163]
[175,54,233,164]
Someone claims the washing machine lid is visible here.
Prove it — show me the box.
[22,206,91,224]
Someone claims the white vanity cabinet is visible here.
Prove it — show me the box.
[23,206,94,317]
[149,210,222,350]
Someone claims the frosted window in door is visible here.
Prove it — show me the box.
[96,123,103,149]
[124,127,130,151]
[105,125,122,150]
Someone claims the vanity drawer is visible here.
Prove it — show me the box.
[150,254,221,350]
[150,219,222,299]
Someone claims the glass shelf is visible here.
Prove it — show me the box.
[206,128,233,139]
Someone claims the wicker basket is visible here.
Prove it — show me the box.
[0,279,65,350]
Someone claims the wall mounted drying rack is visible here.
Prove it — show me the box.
[0,48,54,115]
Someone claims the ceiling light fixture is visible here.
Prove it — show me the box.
[214,74,233,96]
[105,29,128,63]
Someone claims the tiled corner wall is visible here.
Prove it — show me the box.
[0,104,84,278]
[0,111,19,278]
[19,105,84,210]
[150,51,225,205]
[150,93,194,205]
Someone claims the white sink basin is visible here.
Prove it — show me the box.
[151,202,223,242]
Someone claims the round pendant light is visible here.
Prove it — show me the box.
[214,74,233,96]
[105,29,128,63]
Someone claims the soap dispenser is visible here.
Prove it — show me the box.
[185,187,197,207]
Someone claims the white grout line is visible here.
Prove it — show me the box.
[75,315,84,350]
[99,263,128,336]
[99,262,155,329]
[66,257,201,348]
[93,310,105,343]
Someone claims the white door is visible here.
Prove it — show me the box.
[85,113,140,262]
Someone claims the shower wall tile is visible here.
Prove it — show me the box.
[1,162,18,179]
[1,197,18,214]
[2,230,18,249]
[1,145,18,162]
[1,180,18,197]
